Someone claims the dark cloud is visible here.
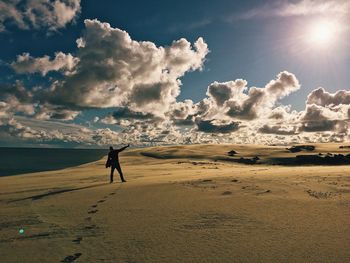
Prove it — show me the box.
[258,124,298,135]
[194,98,212,118]
[268,106,292,120]
[173,116,195,126]
[131,83,164,106]
[196,119,240,133]
[307,87,350,106]
[128,81,179,113]
[0,81,32,103]
[169,100,195,119]
[269,112,284,119]
[0,0,81,32]
[0,81,80,121]
[111,107,155,120]
[299,105,338,132]
[299,88,350,134]
[207,80,247,106]
[226,88,265,120]
[166,100,197,126]
[100,107,160,127]
[0,81,34,117]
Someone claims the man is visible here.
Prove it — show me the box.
[105,144,129,183]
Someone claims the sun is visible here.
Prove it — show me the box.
[311,22,333,44]
[307,19,339,47]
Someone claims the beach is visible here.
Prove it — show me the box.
[1,143,349,262]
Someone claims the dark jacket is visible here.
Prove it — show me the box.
[105,145,128,167]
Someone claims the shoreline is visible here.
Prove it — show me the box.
[3,142,350,177]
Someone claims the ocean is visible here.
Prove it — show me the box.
[0,148,108,177]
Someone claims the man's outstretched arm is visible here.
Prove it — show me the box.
[117,144,130,152]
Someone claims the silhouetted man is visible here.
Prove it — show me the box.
[105,144,129,183]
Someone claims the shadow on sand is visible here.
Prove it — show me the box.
[9,183,108,203]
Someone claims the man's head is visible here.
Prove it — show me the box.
[109,146,113,151]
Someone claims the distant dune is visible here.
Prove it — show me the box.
[1,143,349,262]
[140,143,350,165]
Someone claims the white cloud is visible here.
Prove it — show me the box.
[0,116,125,146]
[34,103,80,120]
[95,71,349,145]
[6,19,208,123]
[40,19,209,116]
[11,52,79,76]
[238,0,350,20]
[2,17,349,146]
[198,71,300,121]
[274,0,350,18]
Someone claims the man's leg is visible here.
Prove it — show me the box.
[110,165,115,183]
[115,162,126,182]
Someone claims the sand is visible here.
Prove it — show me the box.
[1,143,350,262]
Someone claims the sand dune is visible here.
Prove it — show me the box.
[1,143,350,262]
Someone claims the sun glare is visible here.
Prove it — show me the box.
[307,20,339,47]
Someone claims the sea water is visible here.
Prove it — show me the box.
[0,148,108,176]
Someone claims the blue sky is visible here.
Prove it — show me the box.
[0,0,349,147]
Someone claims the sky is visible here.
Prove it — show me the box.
[0,0,349,148]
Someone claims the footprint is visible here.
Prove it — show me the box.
[256,190,271,195]
[72,237,82,244]
[109,192,116,195]
[231,179,239,183]
[97,200,106,203]
[61,253,82,262]
[84,225,96,230]
[222,191,232,195]
[242,185,258,190]
[88,209,98,214]
[91,204,97,208]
